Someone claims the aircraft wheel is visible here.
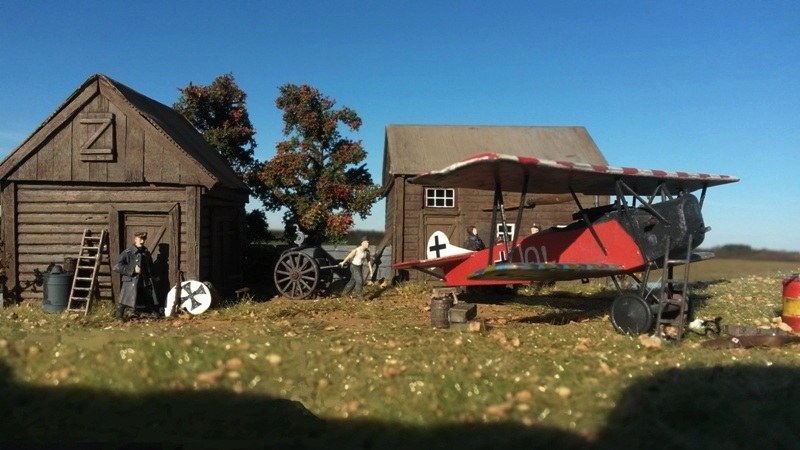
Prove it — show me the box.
[610,293,654,335]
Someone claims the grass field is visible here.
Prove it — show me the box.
[2,259,799,448]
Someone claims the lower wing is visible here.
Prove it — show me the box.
[469,262,626,282]
[393,252,472,271]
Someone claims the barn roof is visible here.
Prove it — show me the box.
[382,125,607,187]
[0,73,248,192]
[104,75,248,191]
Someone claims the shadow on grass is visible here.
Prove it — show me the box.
[597,364,800,449]
[4,361,798,449]
[500,280,730,326]
[0,360,583,449]
[510,290,614,325]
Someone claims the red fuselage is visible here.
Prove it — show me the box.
[442,219,645,286]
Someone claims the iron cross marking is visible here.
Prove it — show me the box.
[429,235,447,258]
[181,283,207,311]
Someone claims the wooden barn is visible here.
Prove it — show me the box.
[382,125,608,278]
[0,73,249,302]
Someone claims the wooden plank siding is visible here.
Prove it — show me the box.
[382,125,611,282]
[9,88,210,188]
[197,196,245,292]
[0,75,252,303]
[0,82,99,180]
[1,183,18,296]
[185,186,202,280]
[393,176,605,280]
[13,184,187,300]
[384,181,397,262]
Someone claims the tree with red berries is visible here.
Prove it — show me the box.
[174,74,270,240]
[260,84,381,243]
[174,74,261,176]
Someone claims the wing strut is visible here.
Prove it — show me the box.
[615,180,671,225]
[647,182,674,205]
[487,168,514,267]
[487,175,500,267]
[498,190,511,256]
[570,189,609,256]
[508,171,529,261]
[699,184,708,209]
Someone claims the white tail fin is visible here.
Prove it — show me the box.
[426,231,473,259]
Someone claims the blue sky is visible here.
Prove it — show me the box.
[1,1,798,250]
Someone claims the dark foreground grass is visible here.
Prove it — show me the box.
[1,259,799,449]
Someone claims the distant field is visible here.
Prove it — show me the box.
[690,258,799,281]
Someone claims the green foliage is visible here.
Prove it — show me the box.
[173,74,267,201]
[259,84,382,242]
[244,209,272,243]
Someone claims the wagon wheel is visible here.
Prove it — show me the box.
[610,293,654,335]
[274,251,320,299]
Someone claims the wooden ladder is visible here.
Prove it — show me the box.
[67,229,108,315]
[655,235,694,341]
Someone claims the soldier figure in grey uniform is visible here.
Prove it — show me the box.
[112,231,159,319]
[464,226,486,251]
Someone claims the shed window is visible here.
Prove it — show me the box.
[425,188,454,208]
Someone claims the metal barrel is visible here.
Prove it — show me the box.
[783,274,800,331]
[42,265,73,313]
[430,296,453,329]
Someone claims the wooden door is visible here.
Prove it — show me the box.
[422,214,458,258]
[109,204,179,303]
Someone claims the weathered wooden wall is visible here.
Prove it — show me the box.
[387,176,605,280]
[12,184,188,300]
[199,194,245,293]
[0,74,248,303]
[7,85,209,187]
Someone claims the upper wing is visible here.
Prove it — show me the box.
[409,153,739,195]
[469,262,626,282]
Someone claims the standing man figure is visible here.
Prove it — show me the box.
[112,231,159,319]
[464,226,486,251]
[340,237,373,299]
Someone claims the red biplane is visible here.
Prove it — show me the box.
[393,153,739,337]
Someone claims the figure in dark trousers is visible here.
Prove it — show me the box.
[464,226,486,251]
[339,237,373,299]
[112,231,159,319]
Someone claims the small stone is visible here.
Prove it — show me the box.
[196,369,224,385]
[555,386,571,399]
[638,335,662,349]
[485,401,514,419]
[514,390,533,403]
[225,357,244,371]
